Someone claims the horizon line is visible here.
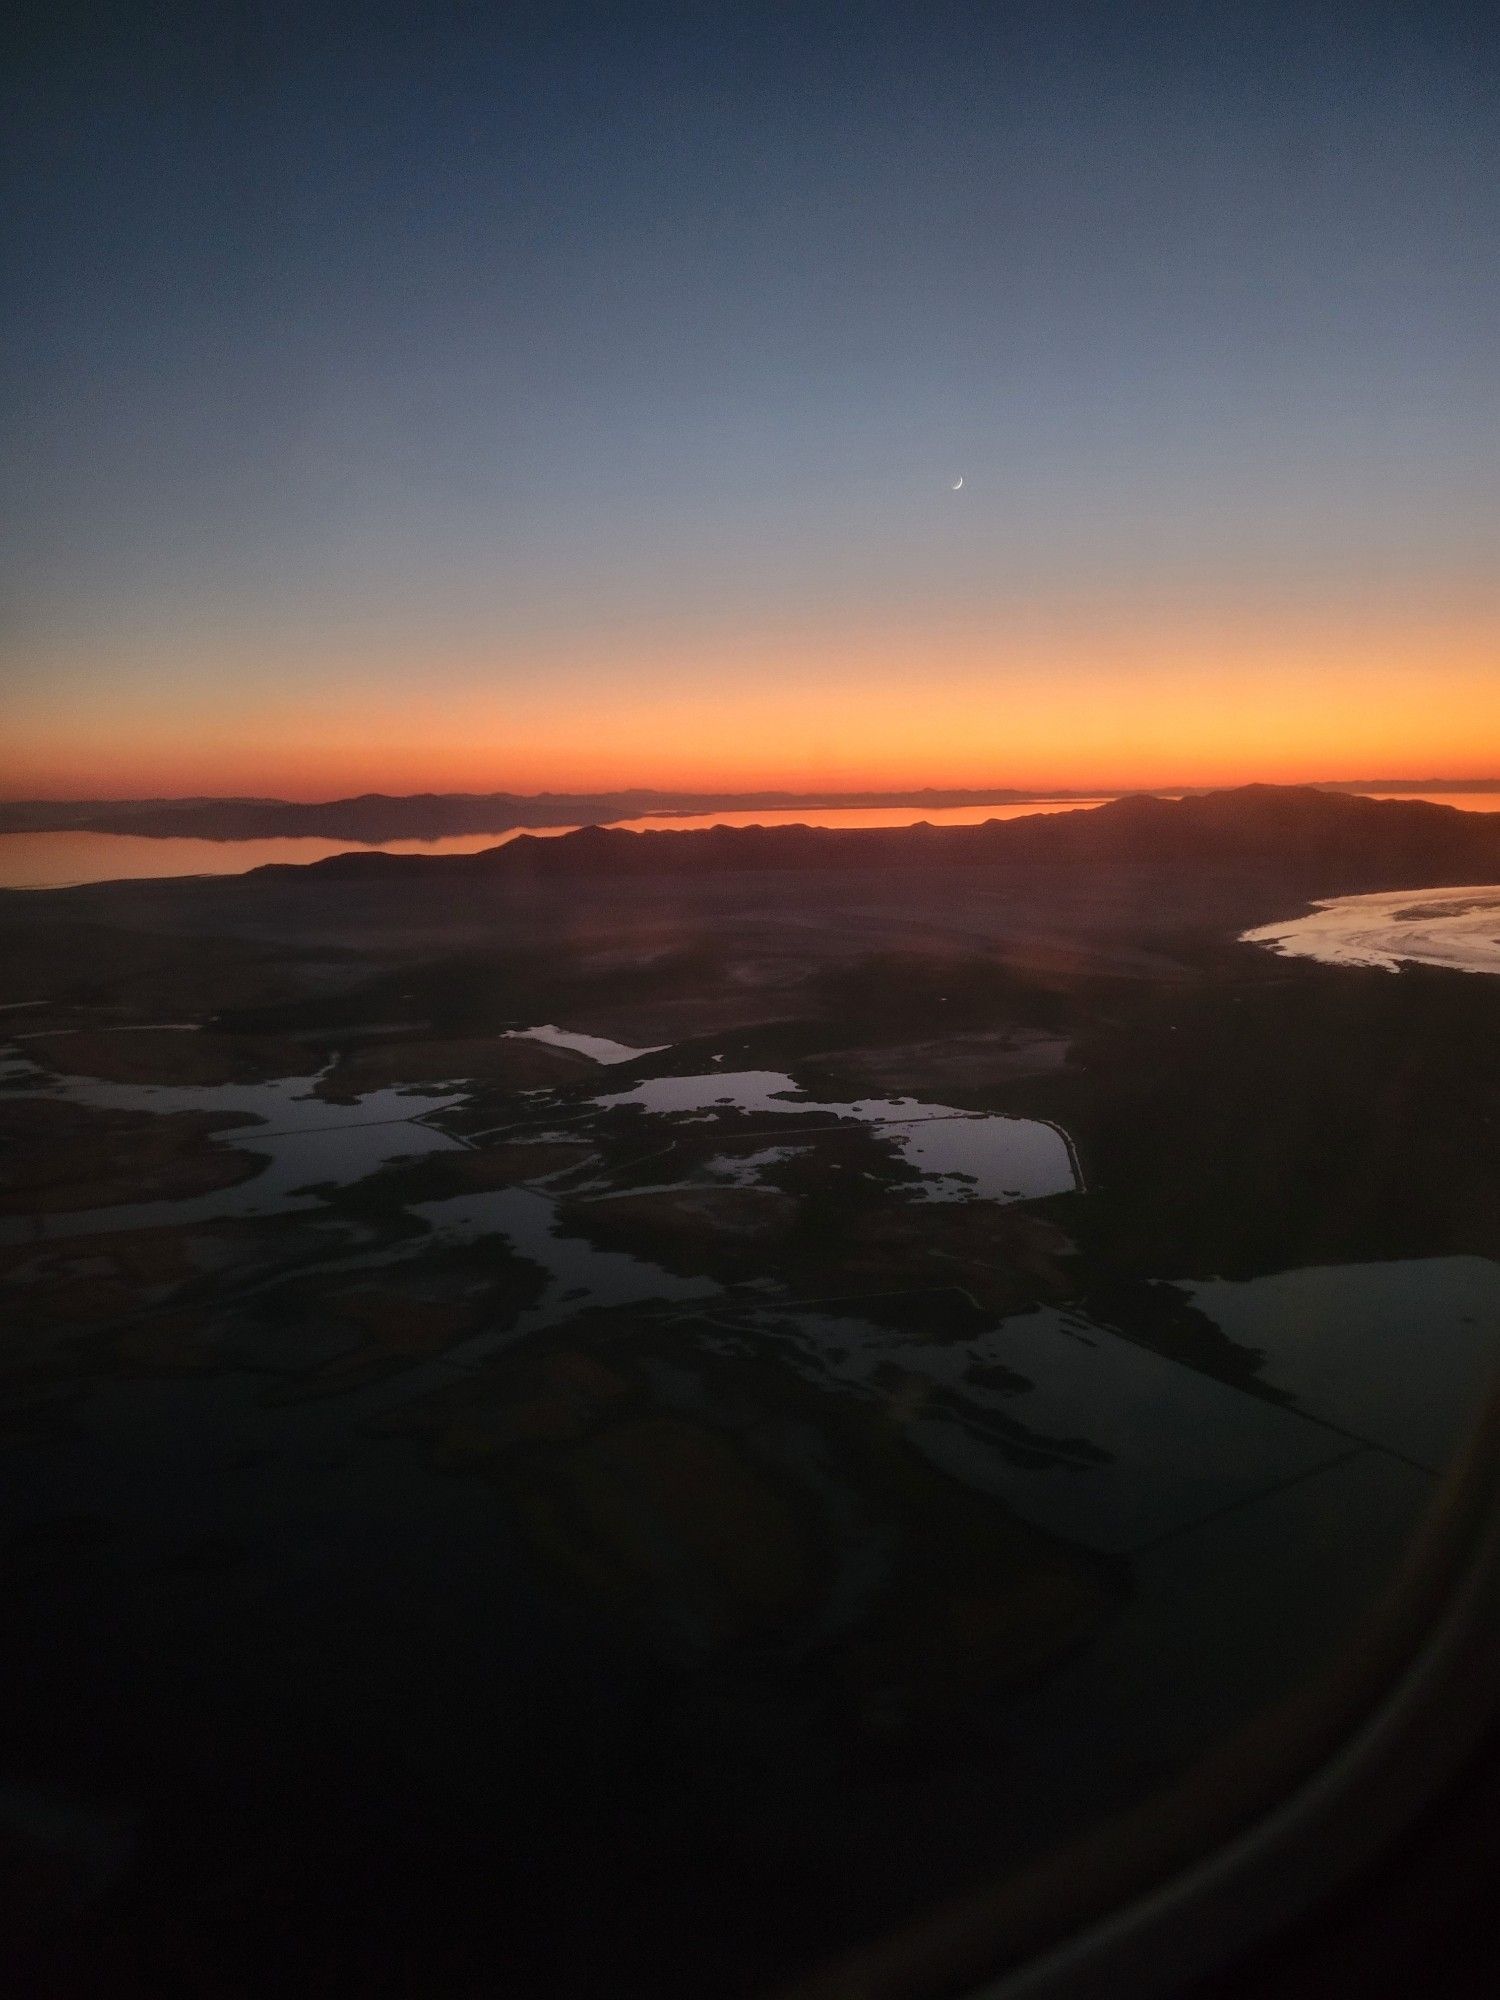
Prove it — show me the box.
[5,775,1500,810]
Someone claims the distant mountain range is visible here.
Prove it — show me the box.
[2,778,1497,844]
[244,786,1500,893]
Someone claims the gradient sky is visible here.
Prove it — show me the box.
[3,1,1497,798]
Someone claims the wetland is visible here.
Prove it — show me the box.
[2,789,1499,1997]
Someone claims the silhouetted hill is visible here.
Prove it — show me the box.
[4,777,1495,843]
[244,786,1500,892]
[0,786,1085,842]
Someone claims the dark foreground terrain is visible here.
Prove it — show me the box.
[1,788,1498,1996]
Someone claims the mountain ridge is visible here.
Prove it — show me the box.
[239,785,1500,890]
[4,777,1497,844]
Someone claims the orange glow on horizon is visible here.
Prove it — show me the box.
[4,604,1497,801]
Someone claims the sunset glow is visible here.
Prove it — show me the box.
[6,604,1497,801]
[3,5,1496,804]
[5,14,1500,1987]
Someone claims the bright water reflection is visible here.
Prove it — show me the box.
[10,793,1499,890]
[726,1253,1500,1552]
[503,1024,666,1064]
[0,1050,465,1245]
[593,1070,1079,1202]
[1244,883,1500,975]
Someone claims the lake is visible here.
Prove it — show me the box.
[4,790,1498,890]
[4,960,1499,1993]
[0,800,1113,888]
[1244,882,1500,976]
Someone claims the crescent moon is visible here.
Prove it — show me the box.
[951,477,964,490]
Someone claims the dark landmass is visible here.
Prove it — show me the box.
[1312,776,1500,793]
[20,1028,316,1087]
[233,784,1500,891]
[2,775,1495,843]
[6,786,1497,1282]
[0,785,1107,841]
[0,1098,267,1215]
[2,779,1499,1998]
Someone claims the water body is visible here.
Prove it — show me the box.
[8,791,1497,889]
[0,1051,465,1245]
[503,1024,665,1064]
[6,1004,1500,1985]
[1243,883,1500,975]
[729,1254,1500,1554]
[0,1038,1076,1259]
[0,827,562,890]
[593,1069,1079,1202]
[0,805,1108,888]
[412,1183,715,1318]
[747,1303,1348,1555]
[1184,1259,1500,1469]
[602,799,1116,833]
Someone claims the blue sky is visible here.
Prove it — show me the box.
[3,2,1496,793]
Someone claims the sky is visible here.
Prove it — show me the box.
[3,1,1497,799]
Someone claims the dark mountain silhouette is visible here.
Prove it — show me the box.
[3,777,1495,844]
[243,786,1500,893]
[0,786,1088,842]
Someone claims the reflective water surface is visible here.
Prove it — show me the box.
[6,789,1497,888]
[1244,883,1500,975]
[593,1068,1079,1201]
[3,990,1498,1995]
